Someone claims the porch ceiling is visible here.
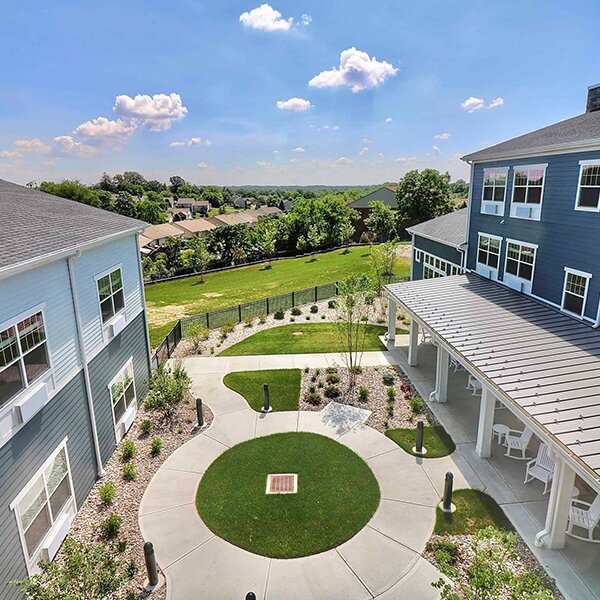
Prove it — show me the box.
[386,274,600,481]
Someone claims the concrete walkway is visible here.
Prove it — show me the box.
[139,350,447,600]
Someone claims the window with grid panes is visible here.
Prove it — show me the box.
[97,268,125,324]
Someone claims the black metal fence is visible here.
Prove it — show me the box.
[150,276,408,369]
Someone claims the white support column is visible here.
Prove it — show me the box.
[540,457,576,550]
[408,320,419,366]
[475,387,495,458]
[429,344,449,402]
[387,298,397,343]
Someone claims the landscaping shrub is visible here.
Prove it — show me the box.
[360,315,368,322]
[326,372,340,384]
[259,313,267,324]
[358,386,369,402]
[306,391,321,405]
[305,315,310,320]
[144,363,191,419]
[426,540,458,578]
[139,418,154,436]
[382,372,395,385]
[244,315,254,327]
[100,513,122,539]
[376,317,385,324]
[387,401,394,417]
[98,482,116,506]
[326,367,337,375]
[349,365,362,374]
[121,440,136,462]
[210,346,215,354]
[220,321,235,338]
[321,314,326,319]
[290,317,295,322]
[310,305,318,313]
[317,380,324,388]
[126,561,137,578]
[409,395,425,413]
[150,437,163,456]
[117,539,128,553]
[328,299,336,309]
[122,463,137,481]
[315,368,321,376]
[187,320,209,351]
[310,375,317,382]
[274,310,284,320]
[324,385,339,399]
[304,366,309,373]
[387,387,396,401]
[291,307,302,316]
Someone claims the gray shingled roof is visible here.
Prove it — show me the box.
[0,179,146,273]
[406,208,467,248]
[386,274,600,483]
[348,186,398,209]
[462,110,600,162]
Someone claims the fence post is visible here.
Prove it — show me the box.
[207,312,210,329]
[238,304,242,323]
[314,286,318,303]
[165,336,170,357]
[292,291,295,307]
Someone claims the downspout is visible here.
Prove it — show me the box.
[534,448,561,547]
[593,296,600,328]
[136,238,154,373]
[67,250,105,478]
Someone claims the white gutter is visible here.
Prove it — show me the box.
[67,250,105,478]
[136,240,154,368]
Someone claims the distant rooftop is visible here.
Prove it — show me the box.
[0,179,145,275]
[348,186,398,209]
[407,208,467,248]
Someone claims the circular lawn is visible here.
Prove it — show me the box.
[196,432,380,558]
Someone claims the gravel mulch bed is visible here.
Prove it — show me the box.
[300,365,432,433]
[172,296,410,359]
[425,533,564,599]
[61,394,214,599]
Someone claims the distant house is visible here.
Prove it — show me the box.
[190,200,210,216]
[230,195,248,209]
[174,198,195,209]
[280,199,293,212]
[207,212,258,228]
[168,207,189,222]
[139,223,185,251]
[173,218,217,239]
[247,206,282,219]
[347,186,398,240]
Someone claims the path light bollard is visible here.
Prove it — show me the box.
[196,397,204,428]
[144,541,159,588]
[262,383,272,413]
[412,420,427,455]
[442,472,455,513]
[246,594,257,600]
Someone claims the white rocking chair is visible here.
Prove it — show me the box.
[450,356,464,373]
[567,495,600,543]
[505,426,533,459]
[467,375,482,396]
[524,443,555,493]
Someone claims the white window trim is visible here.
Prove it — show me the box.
[561,267,592,319]
[10,437,76,574]
[574,159,600,213]
[414,249,422,263]
[94,263,126,329]
[476,232,503,273]
[420,251,460,279]
[0,304,54,421]
[481,167,508,216]
[509,163,548,221]
[108,357,137,442]
[503,238,538,284]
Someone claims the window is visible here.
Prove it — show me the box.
[510,165,546,220]
[575,161,600,211]
[481,168,508,215]
[414,249,422,263]
[109,361,136,427]
[505,241,536,281]
[421,252,459,279]
[562,269,591,317]
[13,443,74,564]
[477,235,501,270]
[0,311,50,408]
[97,268,125,324]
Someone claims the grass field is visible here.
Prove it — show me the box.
[145,245,410,347]
[223,369,301,411]
[196,432,380,558]
[219,323,397,356]
[385,425,456,458]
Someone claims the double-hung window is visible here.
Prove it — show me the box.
[109,360,137,438]
[0,311,50,408]
[575,160,600,211]
[562,268,591,318]
[481,168,508,216]
[505,241,536,282]
[477,234,501,271]
[97,268,125,324]
[510,165,546,220]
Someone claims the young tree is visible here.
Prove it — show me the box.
[335,274,375,385]
[395,169,454,223]
[336,220,355,253]
[180,236,212,282]
[364,201,397,241]
[370,241,397,296]
[259,223,277,268]
[307,225,324,261]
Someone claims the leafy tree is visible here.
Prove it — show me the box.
[364,201,397,241]
[160,236,184,272]
[97,190,114,212]
[370,241,398,296]
[336,220,355,252]
[395,169,454,223]
[135,198,167,224]
[201,186,224,208]
[307,225,324,259]
[9,537,131,599]
[169,175,186,195]
[180,236,213,282]
[209,224,250,265]
[39,180,101,208]
[145,363,191,420]
[258,222,277,267]
[449,178,469,197]
[98,172,116,192]
[114,191,135,218]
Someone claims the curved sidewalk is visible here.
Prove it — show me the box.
[139,353,452,599]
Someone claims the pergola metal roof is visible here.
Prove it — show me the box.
[386,274,600,483]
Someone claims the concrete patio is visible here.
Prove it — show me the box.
[389,338,600,600]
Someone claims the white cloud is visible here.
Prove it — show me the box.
[385,117,393,123]
[461,96,504,112]
[240,4,293,31]
[434,132,451,140]
[53,135,101,158]
[309,48,398,93]
[301,14,312,26]
[256,160,272,168]
[396,156,416,162]
[276,97,312,111]
[359,146,369,155]
[0,150,19,158]
[73,117,137,139]
[113,93,188,130]
[188,136,202,145]
[332,125,340,130]
[169,136,209,147]
[169,141,186,147]
[293,147,306,153]
[432,145,441,154]
[197,162,209,169]
[14,138,51,154]
[205,139,212,146]
[336,156,354,165]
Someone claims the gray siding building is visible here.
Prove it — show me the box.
[0,180,151,594]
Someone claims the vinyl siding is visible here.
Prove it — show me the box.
[88,312,150,464]
[0,372,96,597]
[412,234,462,281]
[467,149,600,321]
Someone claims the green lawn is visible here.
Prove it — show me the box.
[196,432,380,558]
[146,245,410,346]
[220,323,399,356]
[385,425,456,458]
[434,489,514,535]
[223,369,301,411]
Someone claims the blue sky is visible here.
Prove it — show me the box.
[1,0,599,186]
